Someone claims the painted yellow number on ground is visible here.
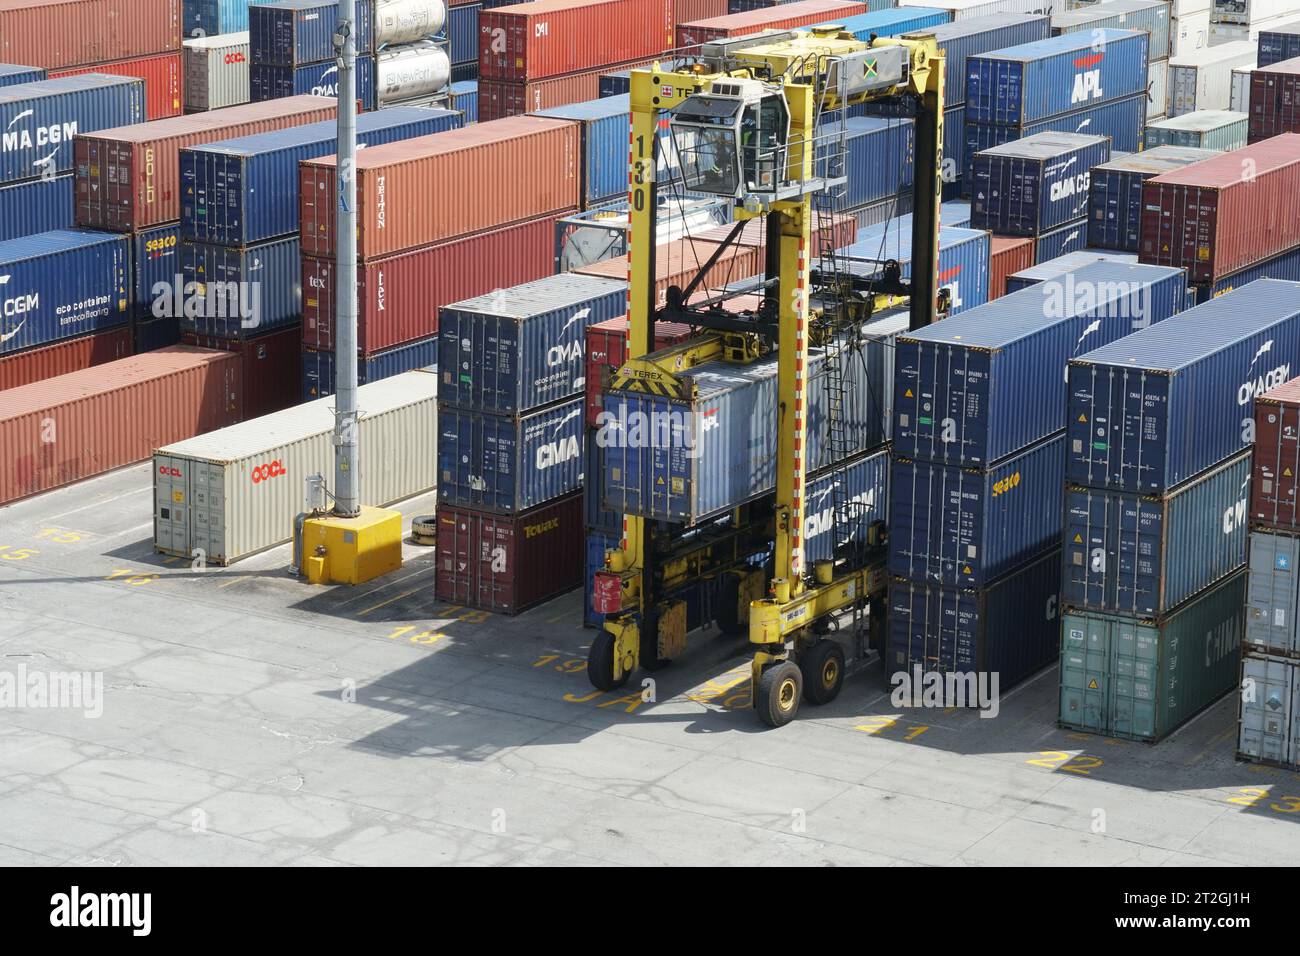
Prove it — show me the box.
[106,568,157,585]
[855,716,898,735]
[0,546,38,560]
[1028,751,1103,774]
[35,528,83,543]
[385,625,444,646]
[1228,788,1300,814]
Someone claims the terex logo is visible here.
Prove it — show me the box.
[3,109,77,156]
[251,459,285,484]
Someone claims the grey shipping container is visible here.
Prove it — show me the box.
[1168,41,1257,115]
[154,371,438,564]
[893,261,1189,468]
[1144,109,1248,149]
[1059,570,1245,742]
[890,433,1066,588]
[1051,0,1171,60]
[1066,279,1300,494]
[1245,528,1300,658]
[1238,654,1300,768]
[804,449,890,565]
[1063,450,1251,617]
[183,32,251,112]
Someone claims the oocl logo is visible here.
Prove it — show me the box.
[224,51,246,64]
[251,460,285,484]
[159,466,182,477]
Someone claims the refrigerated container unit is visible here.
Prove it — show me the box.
[1167,40,1256,115]
[1251,375,1300,531]
[1087,145,1222,251]
[1005,248,1140,292]
[969,132,1111,236]
[1144,109,1246,148]
[301,335,439,399]
[49,52,184,121]
[1229,65,1254,113]
[178,235,301,336]
[184,32,252,112]
[1238,653,1300,768]
[1244,528,1300,658]
[0,326,132,391]
[902,12,1052,109]
[1050,0,1171,61]
[676,1,869,46]
[1259,22,1300,67]
[0,64,45,88]
[841,219,991,315]
[131,222,183,321]
[448,79,477,121]
[1192,243,1300,303]
[249,0,376,65]
[1067,280,1300,494]
[0,0,182,69]
[185,0,277,36]
[0,175,74,243]
[893,261,1189,467]
[181,325,301,418]
[988,234,1035,297]
[1248,56,1300,142]
[1170,6,1212,58]
[154,370,437,564]
[251,56,377,109]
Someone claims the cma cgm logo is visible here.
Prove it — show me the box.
[0,274,36,343]
[3,109,77,159]
[1071,53,1104,104]
[251,460,286,484]
[536,409,581,470]
[312,66,341,98]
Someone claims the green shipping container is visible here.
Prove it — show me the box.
[1059,571,1245,742]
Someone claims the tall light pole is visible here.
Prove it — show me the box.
[333,0,360,517]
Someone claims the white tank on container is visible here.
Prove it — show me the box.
[377,41,451,104]
[375,0,447,45]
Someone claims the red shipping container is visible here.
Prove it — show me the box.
[674,0,728,25]
[479,68,622,120]
[0,327,133,392]
[50,52,183,120]
[988,235,1035,299]
[301,211,570,354]
[584,315,695,425]
[1139,135,1300,284]
[0,0,181,71]
[1249,57,1300,144]
[676,0,867,47]
[478,0,674,83]
[574,237,763,307]
[435,493,585,614]
[1251,376,1300,530]
[75,95,337,232]
[300,116,580,261]
[0,345,241,506]
[180,326,300,420]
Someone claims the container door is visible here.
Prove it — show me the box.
[1059,613,1109,734]
[1108,620,1159,740]
[1245,531,1300,657]
[190,461,228,565]
[1238,655,1299,765]
[154,454,191,557]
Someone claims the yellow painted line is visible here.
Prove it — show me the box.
[1187,726,1237,767]
[358,587,422,617]
[217,575,252,589]
[545,610,572,624]
[332,565,434,607]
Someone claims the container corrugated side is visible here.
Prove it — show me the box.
[1066,279,1300,493]
[804,449,890,565]
[969,131,1111,235]
[0,325,132,391]
[1051,0,1171,61]
[249,0,375,66]
[1195,244,1300,304]
[251,57,377,111]
[899,0,1053,20]
[1251,377,1300,531]
[1168,40,1256,115]
[903,12,1051,107]
[131,221,182,320]
[988,234,1035,298]
[301,335,439,400]
[1086,145,1222,251]
[842,219,990,315]
[1238,654,1300,767]
[154,370,437,564]
[1145,109,1247,149]
[1058,570,1245,742]
[0,0,182,70]
[806,7,949,44]
[477,61,653,121]
[180,325,300,419]
[1248,58,1300,143]
[1005,248,1139,293]
[0,64,45,88]
[49,51,183,121]
[675,0,869,46]
[823,116,916,210]
[1032,217,1091,262]
[894,261,1189,468]
[0,175,73,243]
[179,236,301,337]
[533,96,636,207]
[1260,24,1300,67]
[583,315,696,427]
[1244,529,1300,658]
[185,0,277,36]
[449,79,477,122]
[183,33,251,112]
[449,3,480,65]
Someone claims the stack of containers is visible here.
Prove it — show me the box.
[1248,55,1300,142]
[298,116,580,398]
[1210,0,1300,45]
[73,95,340,355]
[249,0,378,108]
[887,261,1190,702]
[1086,145,1222,251]
[448,1,480,82]
[532,96,648,211]
[1051,0,1172,122]
[178,106,461,416]
[1258,21,1300,67]
[676,0,870,48]
[1167,40,1255,115]
[434,275,629,614]
[184,0,277,37]
[970,131,1111,263]
[183,32,252,113]
[1145,109,1247,149]
[1060,280,1300,742]
[1240,374,1300,769]
[962,29,1150,189]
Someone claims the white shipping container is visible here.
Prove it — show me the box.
[1230,64,1254,111]
[1172,9,1213,55]
[1211,12,1300,44]
[153,371,438,565]
[1068,0,1208,15]
[900,0,1055,20]
[1238,654,1300,769]
[1168,39,1256,114]
[1212,0,1294,26]
[183,32,250,112]
[1147,56,1169,119]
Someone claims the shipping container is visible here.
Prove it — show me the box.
[251,56,377,110]
[154,370,437,564]
[1237,653,1300,767]
[50,52,183,121]
[1004,247,1139,292]
[1138,134,1300,284]
[0,346,241,506]
[584,316,696,426]
[182,106,460,246]
[0,175,74,243]
[298,115,579,260]
[1212,0,1292,27]
[131,221,182,320]
[584,430,621,533]
[895,261,1188,467]
[1229,65,1253,113]
[887,549,1061,699]
[184,33,251,112]
[818,116,917,210]
[574,237,761,308]
[435,493,584,613]
[477,62,641,120]
[448,78,477,121]
[1058,570,1245,742]
[1146,108,1248,149]
[1051,0,1171,61]
[1248,56,1300,142]
[449,3,480,65]
[843,219,991,315]
[806,7,950,44]
[1032,216,1091,262]
[1259,22,1300,67]
[301,335,439,399]
[76,95,338,232]
[0,325,132,391]
[804,448,890,564]
[1170,8,1212,58]
[988,234,1035,297]
[479,0,673,82]
[438,396,585,512]
[1064,451,1250,617]
[178,235,300,336]
[1168,40,1256,115]
[533,96,635,207]
[185,0,277,36]
[1067,279,1300,493]
[675,0,728,24]
[0,64,45,88]
[301,210,563,354]
[1252,375,1300,530]
[180,326,299,418]
[249,0,376,66]
[0,0,182,71]
[676,0,869,46]
[133,315,181,352]
[1244,529,1300,657]
[940,199,972,227]
[1088,146,1223,252]
[437,274,627,415]
[1148,57,1168,120]
[969,131,1110,236]
[903,13,1051,108]
[597,57,693,98]
[1195,242,1300,303]
[899,0,1052,18]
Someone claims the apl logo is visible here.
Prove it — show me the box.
[1071,52,1105,104]
[251,460,285,484]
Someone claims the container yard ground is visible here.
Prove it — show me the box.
[3,464,1300,866]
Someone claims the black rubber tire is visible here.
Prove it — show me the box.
[800,640,845,706]
[588,632,629,691]
[755,660,802,728]
[410,515,437,545]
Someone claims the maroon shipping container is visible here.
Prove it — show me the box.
[0,327,133,392]
[478,63,652,120]
[0,0,181,71]
[478,0,674,83]
[1251,377,1300,530]
[299,115,579,261]
[584,316,695,426]
[75,95,338,232]
[301,211,568,355]
[989,235,1036,299]
[1138,135,1300,284]
[51,51,184,121]
[0,345,241,506]
[434,493,584,614]
[1249,57,1300,144]
[574,237,762,307]
[181,326,300,420]
[676,0,867,47]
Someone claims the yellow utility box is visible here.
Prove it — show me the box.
[300,506,403,585]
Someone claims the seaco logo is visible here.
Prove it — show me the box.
[251,460,286,484]
[1071,52,1105,104]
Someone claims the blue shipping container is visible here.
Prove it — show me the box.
[0,175,73,243]
[890,434,1065,588]
[534,97,633,207]
[437,274,627,415]
[1005,247,1138,294]
[438,397,586,513]
[843,218,991,315]
[809,7,950,43]
[943,104,965,193]
[1259,25,1300,68]
[940,199,971,227]
[894,261,1189,467]
[598,59,690,99]
[804,449,890,565]
[250,0,374,65]
[1050,0,1171,60]
[0,230,130,357]
[0,76,145,186]
[449,3,480,65]
[0,64,45,88]
[904,12,1052,107]
[449,80,477,123]
[584,528,619,628]
[887,548,1061,697]
[969,131,1110,236]
[185,0,279,36]
[1063,451,1251,617]
[1067,279,1300,494]
[1087,146,1221,253]
[584,430,621,534]
[824,116,916,210]
[178,236,301,338]
[133,316,181,353]
[1033,216,1091,262]
[132,222,182,319]
[251,57,376,110]
[182,106,460,247]
[965,29,1149,126]
[302,336,438,399]
[1196,245,1300,304]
